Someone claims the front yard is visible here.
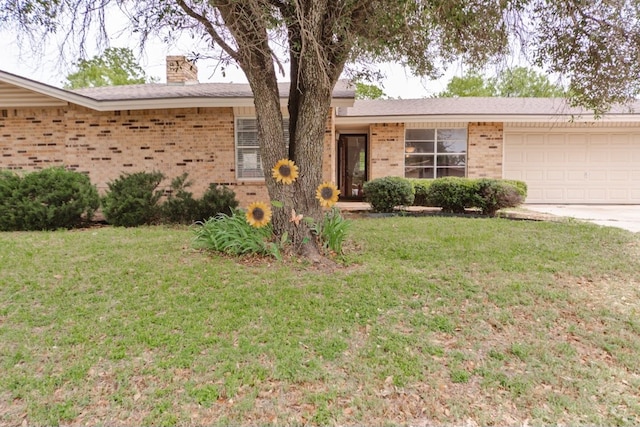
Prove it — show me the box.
[1,216,639,425]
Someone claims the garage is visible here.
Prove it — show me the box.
[504,127,640,204]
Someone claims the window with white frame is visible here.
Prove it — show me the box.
[236,118,289,179]
[404,128,467,179]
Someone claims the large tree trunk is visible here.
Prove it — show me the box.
[214,1,350,260]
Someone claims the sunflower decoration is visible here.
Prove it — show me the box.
[271,158,299,185]
[245,201,272,228]
[316,182,340,208]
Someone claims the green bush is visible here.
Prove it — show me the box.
[192,209,279,258]
[503,179,528,199]
[102,171,165,227]
[0,167,99,231]
[161,174,239,224]
[161,173,200,224]
[198,183,239,220]
[476,179,524,216]
[409,179,435,206]
[363,176,415,213]
[426,177,480,213]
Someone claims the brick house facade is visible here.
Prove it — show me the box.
[2,57,640,204]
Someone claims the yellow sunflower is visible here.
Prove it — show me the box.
[271,158,299,184]
[316,182,340,208]
[245,201,272,228]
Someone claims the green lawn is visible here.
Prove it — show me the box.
[1,217,639,426]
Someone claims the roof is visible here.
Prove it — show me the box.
[0,70,355,111]
[336,97,640,123]
[71,80,355,102]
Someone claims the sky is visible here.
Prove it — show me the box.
[0,13,460,99]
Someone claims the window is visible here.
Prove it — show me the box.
[404,128,467,179]
[236,118,289,179]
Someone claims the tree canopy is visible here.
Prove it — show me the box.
[355,82,386,100]
[64,47,157,89]
[438,67,565,98]
[4,0,640,257]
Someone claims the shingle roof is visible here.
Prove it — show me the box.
[72,80,355,101]
[337,97,640,118]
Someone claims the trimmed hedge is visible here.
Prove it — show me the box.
[426,177,480,214]
[476,179,525,216]
[409,179,434,206]
[0,167,99,231]
[373,176,527,216]
[363,176,415,213]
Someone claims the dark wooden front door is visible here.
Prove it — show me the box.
[337,134,368,200]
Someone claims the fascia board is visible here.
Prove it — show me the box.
[335,114,640,125]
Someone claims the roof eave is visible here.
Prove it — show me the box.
[335,113,640,124]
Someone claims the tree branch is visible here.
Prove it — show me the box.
[175,0,240,62]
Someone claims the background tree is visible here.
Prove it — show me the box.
[64,47,157,89]
[4,0,640,258]
[437,71,496,97]
[355,82,386,100]
[438,67,564,98]
[493,67,565,97]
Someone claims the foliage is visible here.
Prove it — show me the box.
[416,177,527,214]
[408,179,435,207]
[363,176,415,213]
[475,179,525,217]
[355,81,386,100]
[494,67,565,97]
[198,183,239,219]
[437,71,496,97]
[425,177,480,214]
[101,171,165,227]
[502,179,528,198]
[313,208,350,255]
[192,210,279,258]
[438,67,565,98]
[0,167,99,231]
[64,47,157,89]
[160,174,238,224]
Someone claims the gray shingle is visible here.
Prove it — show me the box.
[72,80,355,101]
[337,97,640,117]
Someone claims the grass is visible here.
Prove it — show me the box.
[1,217,639,425]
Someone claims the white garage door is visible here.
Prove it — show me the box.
[504,130,640,204]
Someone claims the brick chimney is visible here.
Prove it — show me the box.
[166,55,198,85]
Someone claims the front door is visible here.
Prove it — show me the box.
[337,134,368,199]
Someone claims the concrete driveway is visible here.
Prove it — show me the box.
[525,205,640,233]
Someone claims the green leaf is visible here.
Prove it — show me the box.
[271,200,284,208]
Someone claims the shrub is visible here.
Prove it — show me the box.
[161,174,239,224]
[0,167,99,231]
[363,176,415,213]
[160,173,201,224]
[426,177,480,213]
[102,171,165,227]
[409,179,435,206]
[503,179,528,199]
[476,179,524,216]
[197,183,239,220]
[192,209,279,257]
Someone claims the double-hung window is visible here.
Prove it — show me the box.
[236,118,289,179]
[404,128,467,179]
